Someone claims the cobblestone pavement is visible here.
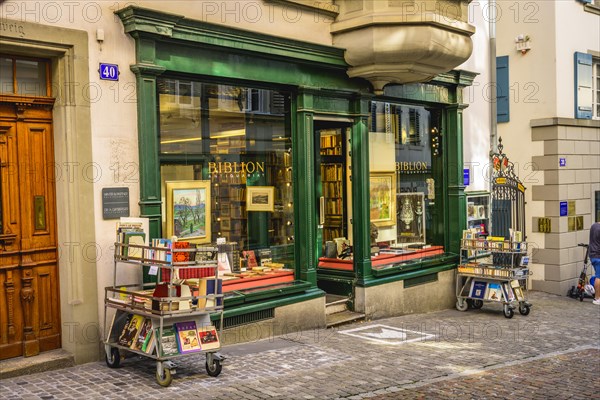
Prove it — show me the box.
[1,291,599,400]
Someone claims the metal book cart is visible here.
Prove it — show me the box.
[103,242,225,387]
[456,238,532,319]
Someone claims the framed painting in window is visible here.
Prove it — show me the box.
[369,172,396,227]
[165,180,211,243]
[246,186,275,212]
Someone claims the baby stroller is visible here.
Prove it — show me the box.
[567,243,595,301]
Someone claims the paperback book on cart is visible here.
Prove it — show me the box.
[197,325,220,351]
[469,280,487,299]
[174,321,202,354]
[157,326,179,357]
[118,314,145,348]
[485,282,503,301]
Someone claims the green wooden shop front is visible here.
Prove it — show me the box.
[117,6,475,322]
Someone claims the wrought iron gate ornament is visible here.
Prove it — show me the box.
[490,137,526,240]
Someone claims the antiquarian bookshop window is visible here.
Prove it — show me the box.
[158,79,295,272]
[369,101,442,248]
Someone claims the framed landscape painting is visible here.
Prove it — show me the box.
[369,172,396,227]
[246,186,275,212]
[166,180,211,243]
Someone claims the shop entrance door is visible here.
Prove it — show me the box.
[314,122,350,257]
[0,100,61,360]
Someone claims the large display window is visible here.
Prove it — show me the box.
[369,101,443,249]
[157,79,295,287]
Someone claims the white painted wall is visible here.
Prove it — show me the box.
[494,1,560,280]
[554,1,600,118]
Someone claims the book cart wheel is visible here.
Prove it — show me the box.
[518,303,530,316]
[503,304,514,319]
[156,364,173,387]
[471,300,484,309]
[206,357,223,377]
[456,299,469,312]
[105,347,120,369]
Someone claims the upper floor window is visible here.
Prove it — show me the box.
[0,55,50,97]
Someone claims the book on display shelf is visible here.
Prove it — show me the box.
[485,282,503,301]
[470,280,487,299]
[157,326,179,357]
[132,318,153,351]
[174,321,202,354]
[197,325,220,351]
[117,314,145,348]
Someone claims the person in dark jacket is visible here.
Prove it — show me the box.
[589,222,600,305]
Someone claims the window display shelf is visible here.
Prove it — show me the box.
[466,192,490,236]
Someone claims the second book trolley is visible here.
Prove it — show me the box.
[456,237,532,319]
[103,240,225,387]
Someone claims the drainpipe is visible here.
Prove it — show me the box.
[489,0,497,155]
[489,0,497,235]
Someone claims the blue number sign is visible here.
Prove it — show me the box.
[99,63,119,81]
[559,201,568,217]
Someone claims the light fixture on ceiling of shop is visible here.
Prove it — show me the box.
[160,137,202,144]
[210,128,246,139]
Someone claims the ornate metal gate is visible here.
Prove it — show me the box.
[490,138,526,239]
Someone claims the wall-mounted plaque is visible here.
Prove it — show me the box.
[102,187,130,220]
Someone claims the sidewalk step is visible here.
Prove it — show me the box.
[325,294,350,315]
[326,310,365,328]
[0,349,74,379]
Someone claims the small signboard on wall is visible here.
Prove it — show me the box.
[538,217,551,233]
[559,201,568,217]
[102,187,130,219]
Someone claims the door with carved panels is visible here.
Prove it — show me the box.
[0,100,61,360]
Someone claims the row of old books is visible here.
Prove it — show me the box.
[458,264,513,278]
[458,263,529,278]
[116,314,220,356]
[116,219,200,265]
[469,279,525,302]
[461,238,527,252]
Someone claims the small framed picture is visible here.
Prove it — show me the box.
[246,186,275,212]
[220,217,231,230]
[221,201,231,217]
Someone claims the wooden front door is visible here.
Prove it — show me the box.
[0,99,61,359]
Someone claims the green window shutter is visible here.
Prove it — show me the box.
[574,52,593,119]
[496,56,509,123]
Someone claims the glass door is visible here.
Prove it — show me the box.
[315,122,350,256]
